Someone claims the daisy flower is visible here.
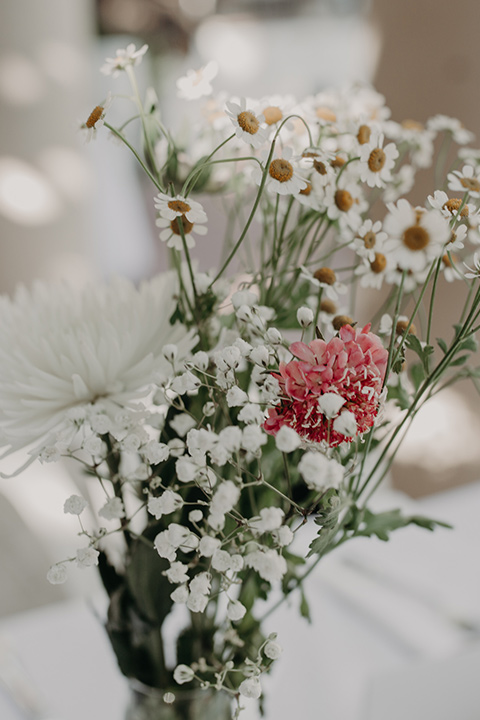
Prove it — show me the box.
[156,213,208,250]
[154,193,207,225]
[176,61,218,101]
[325,180,365,233]
[225,98,268,149]
[464,252,480,279]
[300,266,347,302]
[441,252,461,282]
[358,133,399,188]
[355,250,393,290]
[300,148,336,188]
[351,219,388,262]
[0,273,197,454]
[383,199,450,272]
[254,147,308,196]
[427,115,474,145]
[427,190,472,221]
[447,164,480,197]
[100,43,149,77]
[80,93,112,142]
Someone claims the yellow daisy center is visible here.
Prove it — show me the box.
[263,106,283,126]
[314,267,336,285]
[443,198,469,217]
[335,189,353,212]
[320,299,337,314]
[237,111,259,135]
[357,125,371,145]
[396,319,416,336]
[403,224,430,251]
[333,314,354,331]
[401,119,424,131]
[299,182,312,196]
[269,159,294,183]
[313,159,328,175]
[331,156,346,169]
[86,105,104,129]
[370,252,387,273]
[363,230,376,249]
[168,200,191,214]
[368,148,386,173]
[316,107,337,122]
[170,216,194,235]
[460,176,480,192]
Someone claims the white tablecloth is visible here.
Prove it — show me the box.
[1,482,479,720]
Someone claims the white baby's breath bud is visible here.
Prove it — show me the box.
[333,410,357,437]
[171,584,189,604]
[170,372,201,395]
[297,306,314,328]
[227,599,247,622]
[215,346,242,371]
[238,404,265,425]
[169,413,197,437]
[198,535,221,557]
[211,549,232,572]
[143,440,170,464]
[47,563,68,585]
[264,640,283,660]
[275,425,301,453]
[163,693,175,704]
[226,386,249,407]
[218,426,242,453]
[298,451,343,491]
[272,525,294,547]
[176,457,198,483]
[236,305,253,323]
[173,664,195,685]
[189,509,203,523]
[168,439,185,457]
[76,546,99,568]
[251,507,284,533]
[318,392,346,419]
[163,344,178,362]
[98,497,125,521]
[83,435,104,456]
[165,561,190,584]
[202,401,215,417]
[241,425,267,452]
[189,571,211,595]
[239,677,262,700]
[64,495,88,515]
[148,489,184,518]
[186,593,209,613]
[230,554,244,571]
[194,273,211,294]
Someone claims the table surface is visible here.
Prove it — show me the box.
[0,481,479,720]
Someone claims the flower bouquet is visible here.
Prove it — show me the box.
[2,43,480,719]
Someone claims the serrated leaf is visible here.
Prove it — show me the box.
[355,508,451,542]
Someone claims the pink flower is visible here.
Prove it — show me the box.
[263,324,388,447]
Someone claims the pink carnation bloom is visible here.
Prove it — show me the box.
[264,324,388,447]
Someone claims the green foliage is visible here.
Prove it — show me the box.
[347,506,451,542]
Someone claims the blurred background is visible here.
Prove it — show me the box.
[0,3,480,718]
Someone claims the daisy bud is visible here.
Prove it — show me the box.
[163,344,178,362]
[297,306,314,328]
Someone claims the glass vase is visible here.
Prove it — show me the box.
[125,679,232,720]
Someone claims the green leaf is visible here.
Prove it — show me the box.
[299,589,312,624]
[458,334,478,353]
[387,381,410,410]
[354,507,452,542]
[449,354,469,367]
[436,337,448,354]
[409,362,425,391]
[125,532,173,626]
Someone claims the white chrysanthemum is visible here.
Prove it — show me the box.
[0,272,197,455]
